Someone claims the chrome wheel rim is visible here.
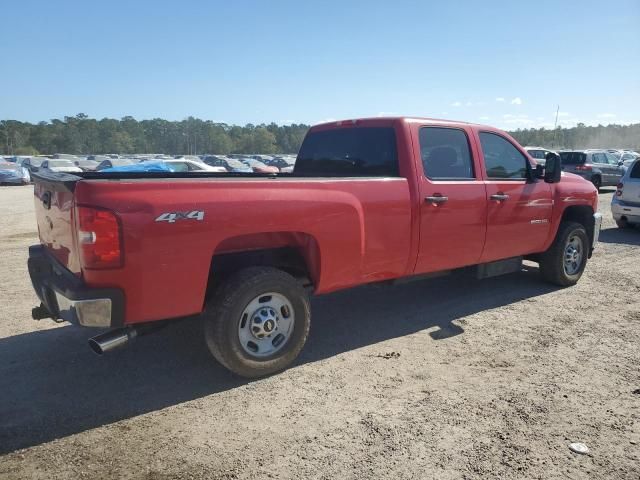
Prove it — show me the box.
[238,292,294,358]
[564,234,584,276]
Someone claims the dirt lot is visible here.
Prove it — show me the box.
[0,185,638,480]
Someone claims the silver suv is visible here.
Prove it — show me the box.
[560,149,625,191]
[611,158,640,228]
[524,146,556,166]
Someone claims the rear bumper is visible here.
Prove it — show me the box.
[611,198,640,224]
[28,245,124,327]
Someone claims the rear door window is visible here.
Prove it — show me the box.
[479,132,528,179]
[419,127,474,180]
[295,127,399,176]
[592,152,607,164]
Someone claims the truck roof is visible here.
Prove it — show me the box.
[311,116,494,132]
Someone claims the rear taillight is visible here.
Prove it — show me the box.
[76,206,122,269]
[575,164,593,171]
[616,182,624,196]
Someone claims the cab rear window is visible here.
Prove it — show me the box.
[630,161,640,179]
[295,127,399,177]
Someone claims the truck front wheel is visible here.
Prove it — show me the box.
[538,221,589,286]
[204,267,311,378]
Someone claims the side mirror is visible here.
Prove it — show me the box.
[544,153,562,183]
[618,160,624,166]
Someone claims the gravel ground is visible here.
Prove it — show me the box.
[0,185,638,480]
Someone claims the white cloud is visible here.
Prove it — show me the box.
[376,111,398,117]
[495,97,505,102]
[503,113,528,119]
[557,111,570,117]
[314,118,336,124]
[597,113,616,118]
[510,97,523,105]
[451,101,462,107]
[479,116,490,120]
[465,101,473,107]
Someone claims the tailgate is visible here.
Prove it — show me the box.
[33,171,82,275]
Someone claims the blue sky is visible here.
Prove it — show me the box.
[1,0,639,129]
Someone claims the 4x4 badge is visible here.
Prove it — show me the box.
[155,211,205,223]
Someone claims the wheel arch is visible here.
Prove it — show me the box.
[205,231,321,302]
[559,205,595,256]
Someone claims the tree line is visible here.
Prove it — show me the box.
[1,114,639,156]
[0,114,309,156]
[509,122,640,151]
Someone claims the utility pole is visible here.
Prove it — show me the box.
[552,105,560,148]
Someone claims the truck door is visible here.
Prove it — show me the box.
[413,126,488,273]
[477,131,553,262]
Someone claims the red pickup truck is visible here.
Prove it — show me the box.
[28,117,602,377]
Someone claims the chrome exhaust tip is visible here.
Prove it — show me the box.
[88,328,138,355]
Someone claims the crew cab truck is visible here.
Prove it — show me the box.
[28,117,602,378]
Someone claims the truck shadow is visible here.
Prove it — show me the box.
[0,266,556,454]
[598,227,640,246]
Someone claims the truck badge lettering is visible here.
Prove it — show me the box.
[155,211,205,223]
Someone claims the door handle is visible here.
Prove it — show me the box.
[490,193,509,201]
[425,195,448,204]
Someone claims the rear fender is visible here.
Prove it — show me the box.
[208,232,321,294]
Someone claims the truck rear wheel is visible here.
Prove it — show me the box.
[538,221,589,286]
[204,267,311,378]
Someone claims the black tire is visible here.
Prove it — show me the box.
[538,221,589,287]
[591,175,602,192]
[615,218,629,229]
[204,267,311,378]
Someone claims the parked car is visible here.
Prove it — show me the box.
[87,155,112,162]
[560,149,625,191]
[201,155,253,173]
[524,146,557,166]
[40,159,83,173]
[241,158,279,173]
[265,156,295,170]
[74,159,100,172]
[95,158,136,171]
[0,161,31,185]
[160,159,227,172]
[612,158,640,229]
[27,116,601,378]
[21,157,44,173]
[53,153,80,160]
[620,152,640,168]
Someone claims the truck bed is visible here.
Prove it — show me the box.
[33,170,414,324]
